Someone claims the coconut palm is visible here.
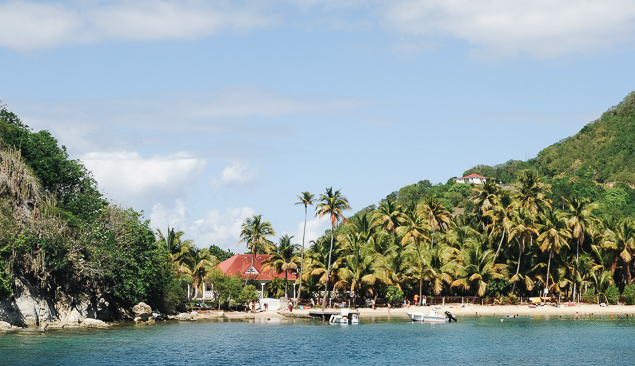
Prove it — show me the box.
[537,209,571,296]
[420,242,455,295]
[515,170,551,214]
[262,234,300,297]
[372,199,406,235]
[155,227,194,274]
[295,191,314,300]
[602,219,635,286]
[237,215,276,284]
[182,247,218,299]
[563,194,598,298]
[335,232,383,307]
[484,191,515,262]
[420,196,451,248]
[397,209,430,304]
[451,244,502,297]
[315,187,351,308]
[508,207,538,294]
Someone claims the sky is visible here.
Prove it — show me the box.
[2,0,635,252]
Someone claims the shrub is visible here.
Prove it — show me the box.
[582,289,597,304]
[623,284,635,305]
[606,285,620,305]
[385,286,404,305]
[509,294,519,305]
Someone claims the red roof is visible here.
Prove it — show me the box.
[460,174,486,179]
[217,254,298,281]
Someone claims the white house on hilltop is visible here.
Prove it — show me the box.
[453,173,487,184]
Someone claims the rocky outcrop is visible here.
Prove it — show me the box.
[0,275,114,328]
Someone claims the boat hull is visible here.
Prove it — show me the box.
[407,312,449,323]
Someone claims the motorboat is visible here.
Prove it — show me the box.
[407,308,457,323]
[329,308,359,324]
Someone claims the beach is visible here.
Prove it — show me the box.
[198,303,635,321]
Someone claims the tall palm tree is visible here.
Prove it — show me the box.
[397,209,430,305]
[563,194,598,299]
[421,242,455,295]
[262,234,300,297]
[237,215,276,284]
[420,196,451,248]
[515,170,551,214]
[472,178,500,231]
[315,187,351,308]
[295,191,314,301]
[335,232,384,307]
[537,209,571,296]
[508,207,538,294]
[602,219,635,286]
[484,191,515,262]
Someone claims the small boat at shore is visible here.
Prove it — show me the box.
[407,308,457,323]
[329,308,359,324]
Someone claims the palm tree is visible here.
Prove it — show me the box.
[155,227,194,274]
[182,247,218,299]
[262,234,300,297]
[451,244,502,296]
[472,178,500,231]
[397,209,430,305]
[421,242,455,295]
[602,219,635,286]
[537,209,571,296]
[420,196,451,248]
[335,232,384,307]
[515,170,551,214]
[315,187,351,308]
[237,215,276,284]
[508,207,538,294]
[563,194,598,299]
[372,199,406,235]
[295,191,314,301]
[484,191,515,262]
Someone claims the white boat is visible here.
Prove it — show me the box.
[407,308,457,323]
[329,308,359,324]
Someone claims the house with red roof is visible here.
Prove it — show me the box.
[199,254,298,300]
[452,173,488,184]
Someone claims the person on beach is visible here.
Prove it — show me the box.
[244,302,249,313]
[414,294,419,306]
[288,299,293,312]
[311,298,315,307]
[371,299,375,310]
[387,303,391,316]
[422,295,427,306]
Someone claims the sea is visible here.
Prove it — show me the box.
[1,315,634,365]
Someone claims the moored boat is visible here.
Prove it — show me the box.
[329,308,359,324]
[407,308,457,323]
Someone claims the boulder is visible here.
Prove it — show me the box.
[13,276,57,326]
[82,318,110,328]
[151,311,168,321]
[0,320,13,330]
[132,302,152,321]
[177,312,194,321]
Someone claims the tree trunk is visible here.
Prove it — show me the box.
[545,251,552,294]
[413,239,425,308]
[494,230,505,263]
[322,227,335,308]
[512,241,523,294]
[297,205,308,301]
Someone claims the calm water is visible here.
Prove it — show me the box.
[2,315,635,365]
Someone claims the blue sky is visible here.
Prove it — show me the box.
[2,0,635,252]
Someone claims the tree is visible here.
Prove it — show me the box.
[238,215,276,284]
[451,244,502,297]
[294,191,314,301]
[420,196,451,248]
[182,247,218,299]
[208,244,234,262]
[155,227,194,274]
[508,207,538,294]
[397,209,430,305]
[261,235,300,297]
[602,219,635,286]
[315,187,351,308]
[537,209,571,295]
[335,232,384,307]
[372,199,406,235]
[563,194,598,299]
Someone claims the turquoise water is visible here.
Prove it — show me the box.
[2,315,635,365]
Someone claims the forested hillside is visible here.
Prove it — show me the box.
[0,104,183,319]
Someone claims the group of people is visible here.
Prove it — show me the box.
[243,301,268,313]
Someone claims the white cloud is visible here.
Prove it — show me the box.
[221,162,261,187]
[0,0,278,51]
[293,215,330,247]
[188,206,257,250]
[80,151,206,200]
[149,199,190,234]
[383,0,635,59]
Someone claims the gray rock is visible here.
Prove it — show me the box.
[0,320,13,330]
[13,276,57,326]
[132,302,152,321]
[82,318,109,327]
[177,312,194,321]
